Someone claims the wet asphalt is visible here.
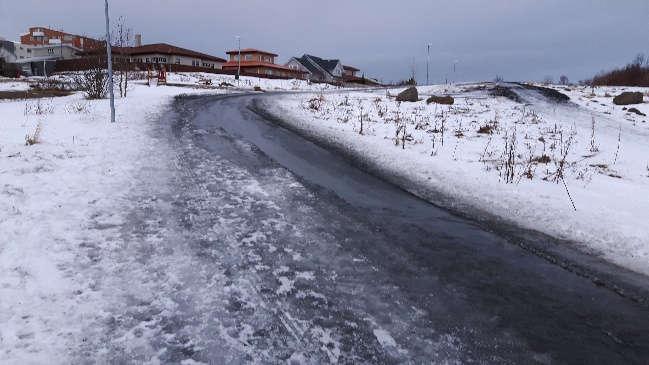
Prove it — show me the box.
[92,93,649,364]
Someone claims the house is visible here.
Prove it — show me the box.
[121,43,226,70]
[285,54,344,82]
[221,48,306,79]
[20,26,102,50]
[1,33,84,76]
[0,26,102,76]
[343,65,359,78]
[78,42,227,71]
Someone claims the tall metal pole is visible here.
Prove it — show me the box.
[104,0,115,123]
[236,36,241,83]
[426,44,430,85]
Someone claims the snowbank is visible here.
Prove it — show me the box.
[165,71,340,92]
[0,79,230,362]
[264,83,649,276]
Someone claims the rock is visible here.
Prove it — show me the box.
[426,95,454,105]
[627,107,646,116]
[613,92,643,105]
[396,87,418,102]
[253,86,264,92]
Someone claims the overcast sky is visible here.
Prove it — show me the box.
[1,0,647,83]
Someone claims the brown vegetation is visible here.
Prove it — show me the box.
[591,54,649,87]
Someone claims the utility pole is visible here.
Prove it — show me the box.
[235,35,241,83]
[426,44,431,85]
[104,0,115,123]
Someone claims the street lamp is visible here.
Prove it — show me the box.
[235,35,241,82]
[426,43,432,85]
[104,0,115,123]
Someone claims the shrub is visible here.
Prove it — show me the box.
[25,123,42,146]
[73,58,109,99]
[591,54,649,87]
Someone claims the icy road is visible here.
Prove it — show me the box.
[77,93,649,364]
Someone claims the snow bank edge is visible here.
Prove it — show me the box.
[250,95,649,307]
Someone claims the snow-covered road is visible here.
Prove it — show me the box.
[65,93,649,364]
[3,84,649,363]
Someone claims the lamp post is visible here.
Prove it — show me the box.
[426,43,431,85]
[235,35,241,82]
[104,0,115,123]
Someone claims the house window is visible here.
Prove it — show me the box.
[146,58,150,63]
[176,58,181,64]
[244,54,252,61]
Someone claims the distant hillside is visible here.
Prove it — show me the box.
[591,55,649,87]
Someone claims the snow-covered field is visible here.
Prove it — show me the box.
[165,71,340,92]
[266,83,649,276]
[0,72,321,362]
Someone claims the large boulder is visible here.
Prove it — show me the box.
[613,92,643,105]
[396,87,418,102]
[426,95,454,105]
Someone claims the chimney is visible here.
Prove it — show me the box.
[134,34,142,47]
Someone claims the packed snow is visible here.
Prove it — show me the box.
[265,83,649,276]
[0,72,322,362]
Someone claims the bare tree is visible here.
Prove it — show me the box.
[113,16,133,97]
[633,53,646,66]
[559,75,569,85]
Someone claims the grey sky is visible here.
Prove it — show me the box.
[1,0,647,83]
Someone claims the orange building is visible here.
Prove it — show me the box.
[221,48,306,79]
[20,27,102,50]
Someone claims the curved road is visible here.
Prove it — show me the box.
[82,93,649,364]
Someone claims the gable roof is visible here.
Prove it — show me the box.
[290,54,341,79]
[304,54,340,73]
[289,56,324,78]
[343,65,359,71]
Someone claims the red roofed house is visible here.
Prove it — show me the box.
[221,48,306,79]
[20,26,102,50]
[122,43,226,69]
[77,42,226,71]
